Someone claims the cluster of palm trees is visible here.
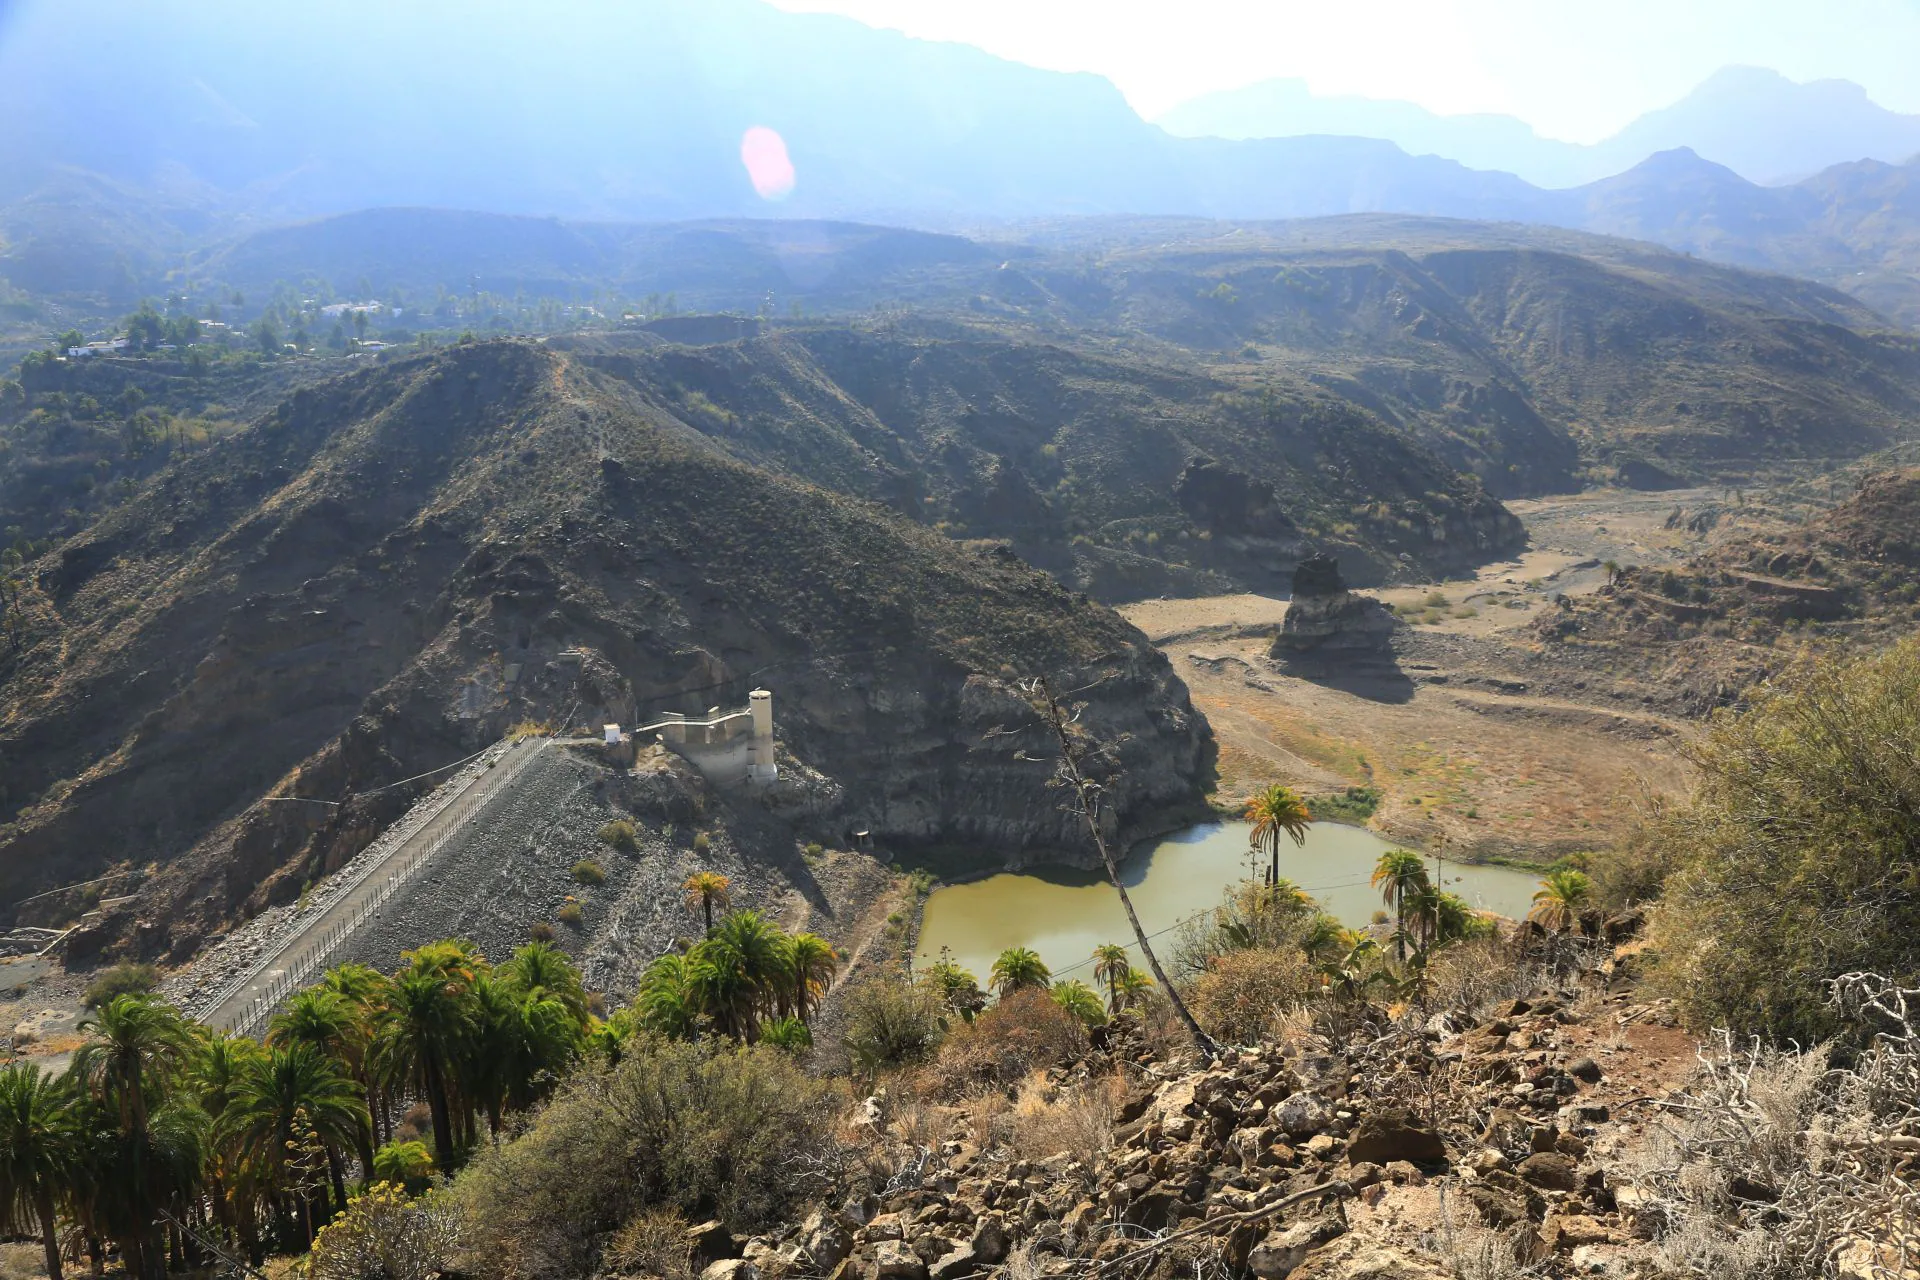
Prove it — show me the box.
[632,880,838,1047]
[1367,848,1496,962]
[0,938,596,1279]
[969,943,1154,1029]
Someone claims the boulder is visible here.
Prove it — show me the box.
[872,1240,927,1280]
[1539,1215,1614,1251]
[803,1211,854,1272]
[927,1244,980,1280]
[701,1261,757,1280]
[969,1213,1008,1264]
[1248,1214,1348,1279]
[1516,1152,1578,1191]
[688,1220,742,1265]
[1345,1109,1446,1166]
[1275,1092,1337,1137]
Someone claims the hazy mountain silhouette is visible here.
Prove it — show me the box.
[1160,67,1920,189]
[1,1,1918,324]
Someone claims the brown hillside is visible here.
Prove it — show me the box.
[0,341,1207,950]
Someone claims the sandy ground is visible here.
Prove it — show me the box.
[1122,490,1718,865]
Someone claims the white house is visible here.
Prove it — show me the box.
[67,337,129,358]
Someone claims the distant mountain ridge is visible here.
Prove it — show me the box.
[0,2,1917,324]
[1158,67,1920,189]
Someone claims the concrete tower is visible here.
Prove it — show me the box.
[747,688,777,785]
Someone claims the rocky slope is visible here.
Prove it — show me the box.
[0,340,1207,949]
[562,322,1523,597]
[1535,468,1920,711]
[699,954,1726,1280]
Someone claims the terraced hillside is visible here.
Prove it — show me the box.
[0,340,1206,955]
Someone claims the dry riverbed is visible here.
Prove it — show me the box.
[1121,490,1727,864]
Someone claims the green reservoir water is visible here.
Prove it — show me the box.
[914,821,1542,985]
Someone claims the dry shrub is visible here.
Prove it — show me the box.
[1130,988,1196,1063]
[842,978,947,1080]
[605,1207,696,1280]
[1610,974,1920,1280]
[920,987,1087,1095]
[1005,1069,1120,1179]
[1432,1227,1534,1280]
[1188,946,1316,1045]
[1420,938,1546,1021]
[961,1085,1011,1151]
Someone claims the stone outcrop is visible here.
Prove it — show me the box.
[1270,555,1399,660]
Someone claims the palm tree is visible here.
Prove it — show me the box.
[758,1016,813,1052]
[1528,869,1594,932]
[1430,891,1491,945]
[219,1043,369,1241]
[781,933,839,1023]
[492,978,583,1116]
[72,995,194,1141]
[683,872,732,935]
[70,994,195,1280]
[1050,980,1107,1027]
[499,940,590,1026]
[1112,967,1154,1012]
[271,988,374,1173]
[635,953,701,1039]
[403,938,487,987]
[989,947,1050,997]
[322,963,392,1144]
[0,1064,77,1280]
[374,969,474,1173]
[689,910,788,1039]
[188,1034,266,1255]
[1092,943,1131,1013]
[1371,849,1431,963]
[371,1139,434,1194]
[1245,785,1312,888]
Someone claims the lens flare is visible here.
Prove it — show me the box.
[740,125,796,200]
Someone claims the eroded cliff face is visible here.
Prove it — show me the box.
[0,343,1211,955]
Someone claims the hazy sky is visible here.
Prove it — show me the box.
[765,0,1920,142]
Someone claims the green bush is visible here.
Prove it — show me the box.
[313,1184,462,1280]
[371,1140,436,1195]
[597,821,637,853]
[83,961,159,1010]
[1649,640,1920,1042]
[692,832,712,855]
[571,859,607,885]
[1311,786,1382,825]
[840,978,947,1079]
[1171,880,1342,981]
[452,1039,841,1280]
[557,903,583,926]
